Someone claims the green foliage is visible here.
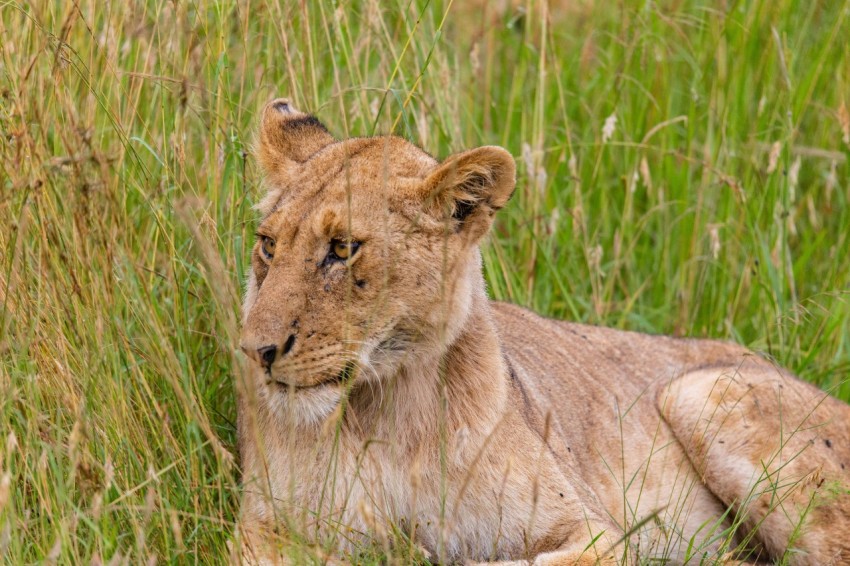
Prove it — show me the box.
[0,0,848,563]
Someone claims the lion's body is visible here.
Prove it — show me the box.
[237,99,850,565]
[496,303,850,564]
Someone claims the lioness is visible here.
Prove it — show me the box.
[237,99,850,565]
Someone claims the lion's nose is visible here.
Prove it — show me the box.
[241,334,297,369]
[282,334,296,356]
[257,345,278,368]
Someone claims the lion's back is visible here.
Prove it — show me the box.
[491,301,747,384]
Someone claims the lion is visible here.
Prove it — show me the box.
[236,98,850,565]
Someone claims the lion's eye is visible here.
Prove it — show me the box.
[331,240,360,261]
[260,236,276,259]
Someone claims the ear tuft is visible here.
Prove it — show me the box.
[256,97,335,183]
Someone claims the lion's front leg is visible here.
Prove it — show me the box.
[234,523,287,566]
[465,524,629,566]
[658,361,850,565]
[529,547,622,565]
[529,529,629,566]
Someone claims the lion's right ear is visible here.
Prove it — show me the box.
[418,146,516,243]
[257,98,335,184]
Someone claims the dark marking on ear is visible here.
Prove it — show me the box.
[452,199,477,225]
[280,115,329,134]
[446,168,503,229]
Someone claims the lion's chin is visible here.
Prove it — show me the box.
[254,362,357,426]
[262,381,342,426]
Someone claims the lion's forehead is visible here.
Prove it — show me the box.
[297,136,435,191]
[260,136,438,237]
[263,192,408,243]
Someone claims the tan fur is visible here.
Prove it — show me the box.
[237,99,850,565]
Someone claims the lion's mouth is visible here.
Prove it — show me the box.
[268,361,357,391]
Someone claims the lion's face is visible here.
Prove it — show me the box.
[240,99,515,424]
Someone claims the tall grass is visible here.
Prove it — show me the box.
[1,0,848,563]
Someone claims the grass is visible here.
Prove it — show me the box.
[1,0,849,563]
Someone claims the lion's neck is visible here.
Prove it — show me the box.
[349,286,510,453]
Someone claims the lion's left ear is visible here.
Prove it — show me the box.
[256,98,336,185]
[420,146,516,241]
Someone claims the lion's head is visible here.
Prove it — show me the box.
[240,99,516,424]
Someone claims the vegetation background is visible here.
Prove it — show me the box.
[1,0,849,563]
